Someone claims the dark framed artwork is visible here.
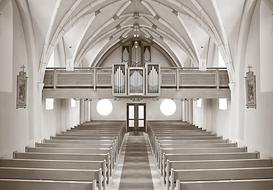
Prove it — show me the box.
[16,68,27,109]
[245,68,256,109]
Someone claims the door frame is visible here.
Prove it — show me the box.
[126,103,146,132]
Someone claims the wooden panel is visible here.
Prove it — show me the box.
[219,70,229,87]
[180,71,216,87]
[43,68,230,98]
[96,70,112,87]
[56,71,93,87]
[161,70,176,87]
[43,88,231,99]
[43,70,54,87]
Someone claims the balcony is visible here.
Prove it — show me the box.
[43,67,230,99]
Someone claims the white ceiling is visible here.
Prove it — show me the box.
[26,0,247,69]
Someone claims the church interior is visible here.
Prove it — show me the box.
[0,0,273,189]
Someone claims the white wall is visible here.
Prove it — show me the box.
[42,99,80,140]
[90,99,182,121]
[0,3,81,158]
[259,1,273,92]
[0,0,13,92]
[241,2,273,158]
[0,1,32,158]
[192,2,273,158]
[193,99,231,139]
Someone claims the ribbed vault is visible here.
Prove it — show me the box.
[28,0,250,81]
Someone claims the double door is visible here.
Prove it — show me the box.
[127,103,146,132]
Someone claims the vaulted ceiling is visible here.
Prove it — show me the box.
[26,0,249,75]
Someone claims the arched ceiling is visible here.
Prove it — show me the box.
[25,0,250,81]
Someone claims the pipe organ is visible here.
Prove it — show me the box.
[113,64,160,97]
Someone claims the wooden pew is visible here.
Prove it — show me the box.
[26,147,111,154]
[0,179,96,190]
[171,167,273,190]
[36,142,112,148]
[162,152,259,178]
[160,143,237,148]
[34,143,119,164]
[43,139,115,144]
[159,147,247,179]
[52,136,117,140]
[13,152,112,177]
[53,132,124,153]
[177,179,273,190]
[0,167,102,190]
[166,159,273,189]
[156,136,222,140]
[158,147,246,166]
[0,158,108,187]
[154,139,231,166]
[25,146,116,174]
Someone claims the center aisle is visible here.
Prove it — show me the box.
[119,133,154,190]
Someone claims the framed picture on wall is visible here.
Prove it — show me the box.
[245,67,256,109]
[16,67,27,109]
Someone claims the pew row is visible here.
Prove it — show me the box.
[0,167,102,190]
[0,179,97,190]
[0,159,107,188]
[166,159,273,189]
[172,167,273,190]
[176,179,273,190]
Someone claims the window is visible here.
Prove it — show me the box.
[197,99,202,108]
[219,98,228,110]
[160,99,176,116]
[46,98,54,110]
[71,98,76,108]
[96,99,113,116]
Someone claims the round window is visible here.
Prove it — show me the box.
[96,99,113,116]
[160,99,176,116]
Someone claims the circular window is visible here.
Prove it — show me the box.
[96,99,113,116]
[160,99,176,116]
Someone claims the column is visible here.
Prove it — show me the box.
[184,99,189,123]
[80,99,85,124]
[188,99,193,124]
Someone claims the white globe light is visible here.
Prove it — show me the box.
[96,99,113,116]
[160,99,176,116]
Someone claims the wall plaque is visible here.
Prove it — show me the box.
[245,66,256,109]
[16,65,27,109]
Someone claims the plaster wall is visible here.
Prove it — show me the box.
[0,1,13,92]
[0,1,31,158]
[193,2,273,158]
[259,1,273,92]
[241,3,273,157]
[0,3,80,158]
[42,99,80,140]
[90,99,182,121]
[193,99,231,139]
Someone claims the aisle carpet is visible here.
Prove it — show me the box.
[119,133,154,190]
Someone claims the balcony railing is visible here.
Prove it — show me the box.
[43,67,229,90]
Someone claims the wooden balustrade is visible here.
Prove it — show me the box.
[44,67,229,90]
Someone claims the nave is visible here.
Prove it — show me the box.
[0,121,273,190]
